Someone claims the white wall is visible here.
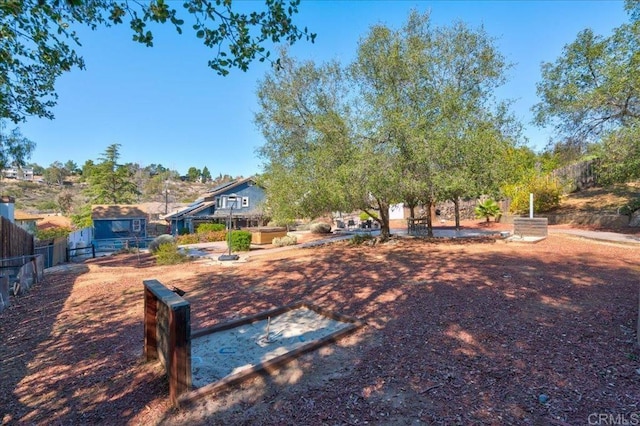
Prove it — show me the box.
[389,203,405,220]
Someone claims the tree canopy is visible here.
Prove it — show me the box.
[85,143,140,203]
[0,0,315,124]
[256,11,521,237]
[0,122,34,171]
[534,0,640,183]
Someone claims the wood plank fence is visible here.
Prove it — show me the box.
[35,236,68,269]
[0,216,34,259]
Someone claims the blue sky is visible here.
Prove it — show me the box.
[18,1,629,178]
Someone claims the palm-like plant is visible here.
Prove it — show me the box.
[475,199,501,223]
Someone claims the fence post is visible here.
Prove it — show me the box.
[169,303,191,405]
[144,286,159,361]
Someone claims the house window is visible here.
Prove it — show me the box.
[111,220,129,233]
[242,197,249,207]
[132,219,141,232]
[216,197,222,208]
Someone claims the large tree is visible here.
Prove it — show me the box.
[534,0,640,183]
[201,166,212,183]
[43,161,69,187]
[352,13,519,234]
[1,0,315,124]
[256,51,353,227]
[256,13,519,238]
[0,121,35,172]
[85,143,139,203]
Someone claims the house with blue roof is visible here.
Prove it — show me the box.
[164,177,267,235]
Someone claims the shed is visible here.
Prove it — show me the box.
[91,205,148,240]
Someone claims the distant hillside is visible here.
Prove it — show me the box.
[2,176,638,221]
[0,177,214,214]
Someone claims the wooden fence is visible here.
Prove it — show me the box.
[35,236,68,269]
[0,216,34,259]
[552,159,599,192]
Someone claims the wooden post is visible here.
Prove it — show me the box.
[144,286,158,361]
[169,303,191,406]
[143,279,192,406]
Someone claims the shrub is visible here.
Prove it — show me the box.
[503,173,562,214]
[295,222,311,231]
[36,200,59,211]
[196,223,226,233]
[197,230,227,243]
[17,181,39,190]
[350,233,374,245]
[176,233,199,245]
[36,226,71,240]
[310,222,332,234]
[620,198,640,216]
[149,234,175,253]
[359,211,378,221]
[268,218,297,229]
[475,199,501,223]
[230,230,252,251]
[154,243,186,265]
[272,235,297,247]
[178,228,190,235]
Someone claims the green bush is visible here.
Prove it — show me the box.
[272,235,297,247]
[36,226,71,240]
[503,174,562,214]
[310,222,332,234]
[196,223,226,233]
[154,243,186,265]
[359,211,378,221]
[230,230,252,251]
[149,234,175,253]
[474,199,501,222]
[620,198,640,216]
[36,200,58,211]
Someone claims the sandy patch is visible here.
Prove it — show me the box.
[191,306,352,388]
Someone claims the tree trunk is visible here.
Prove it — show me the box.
[453,198,461,230]
[425,200,434,237]
[372,200,391,241]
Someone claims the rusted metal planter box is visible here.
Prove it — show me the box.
[250,227,288,245]
[513,217,548,238]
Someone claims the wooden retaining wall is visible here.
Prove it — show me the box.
[513,217,548,238]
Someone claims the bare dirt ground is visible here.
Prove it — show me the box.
[554,182,640,215]
[2,220,640,425]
